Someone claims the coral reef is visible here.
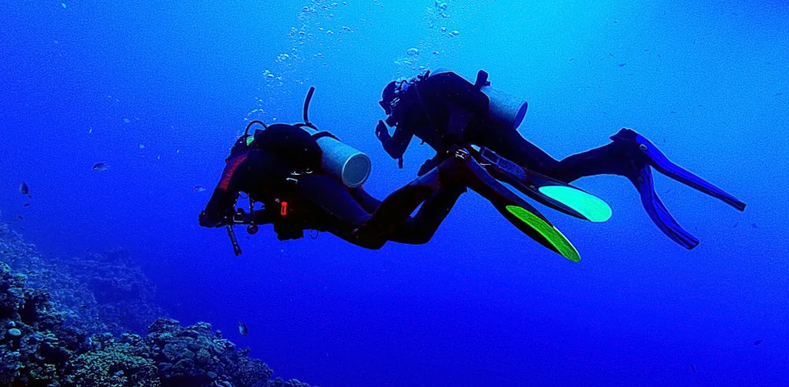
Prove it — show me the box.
[1,221,164,336]
[0,221,317,387]
[0,261,84,386]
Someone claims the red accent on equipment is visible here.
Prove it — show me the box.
[218,154,247,190]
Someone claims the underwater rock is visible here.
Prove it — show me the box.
[0,257,82,386]
[2,224,164,336]
[0,221,318,387]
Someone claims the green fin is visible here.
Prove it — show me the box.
[505,205,581,262]
[538,185,612,222]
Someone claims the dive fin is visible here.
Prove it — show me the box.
[502,205,581,262]
[630,165,699,249]
[478,147,612,222]
[612,130,746,212]
[459,153,581,261]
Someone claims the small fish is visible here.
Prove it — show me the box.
[690,364,697,373]
[193,185,207,193]
[733,222,739,228]
[754,339,763,346]
[752,223,759,229]
[618,62,627,67]
[92,162,110,172]
[237,320,248,336]
[23,203,30,208]
[775,93,783,96]
[19,181,31,198]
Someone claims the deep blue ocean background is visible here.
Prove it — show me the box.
[2,0,788,385]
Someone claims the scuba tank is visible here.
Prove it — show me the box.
[429,68,529,130]
[480,83,528,129]
[303,86,372,188]
[242,87,372,188]
[299,87,371,188]
[305,129,371,188]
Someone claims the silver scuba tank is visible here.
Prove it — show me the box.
[301,87,371,188]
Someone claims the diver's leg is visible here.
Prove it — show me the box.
[546,139,634,183]
[298,174,397,249]
[387,186,466,245]
[349,187,382,213]
[467,122,562,173]
[352,171,443,241]
[297,174,372,226]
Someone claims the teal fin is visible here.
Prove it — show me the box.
[478,147,612,222]
[454,150,581,261]
[538,185,612,223]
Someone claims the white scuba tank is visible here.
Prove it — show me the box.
[303,128,371,188]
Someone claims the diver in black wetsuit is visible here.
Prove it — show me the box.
[201,86,633,262]
[375,69,746,249]
[199,122,468,250]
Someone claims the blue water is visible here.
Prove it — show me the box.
[2,0,788,385]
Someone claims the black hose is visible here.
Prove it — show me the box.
[303,86,316,126]
[244,120,268,136]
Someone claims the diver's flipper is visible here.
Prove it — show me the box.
[478,147,612,222]
[447,151,581,262]
[498,204,581,262]
[611,130,746,212]
[630,165,700,249]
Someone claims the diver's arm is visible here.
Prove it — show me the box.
[200,150,275,227]
[376,120,412,168]
[200,154,249,227]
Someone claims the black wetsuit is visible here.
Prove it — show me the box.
[201,124,463,249]
[377,70,745,249]
[378,71,637,182]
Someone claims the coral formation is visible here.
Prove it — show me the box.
[0,221,317,387]
[1,221,163,337]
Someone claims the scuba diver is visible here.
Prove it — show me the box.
[200,87,583,261]
[375,69,746,249]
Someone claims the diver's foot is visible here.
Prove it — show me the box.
[608,128,652,167]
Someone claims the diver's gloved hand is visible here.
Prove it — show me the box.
[375,120,390,142]
[376,120,404,168]
[199,209,237,228]
[199,211,220,228]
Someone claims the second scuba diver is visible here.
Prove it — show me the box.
[375,69,746,249]
[200,88,583,261]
